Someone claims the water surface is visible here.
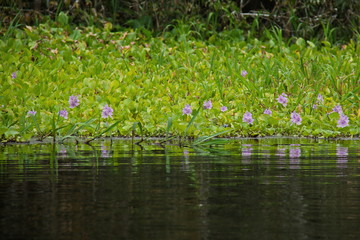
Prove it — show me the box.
[1,138,359,240]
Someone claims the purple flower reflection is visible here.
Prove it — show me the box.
[336,147,348,168]
[59,149,67,155]
[289,148,301,158]
[101,145,111,158]
[336,147,348,157]
[242,147,252,157]
[276,148,286,157]
[290,157,300,169]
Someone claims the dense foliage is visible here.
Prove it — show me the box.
[0,19,359,142]
[1,0,360,42]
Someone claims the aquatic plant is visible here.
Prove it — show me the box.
[243,112,254,125]
[241,70,248,77]
[182,105,192,115]
[277,93,288,107]
[290,112,302,125]
[337,115,349,128]
[203,100,212,110]
[0,22,359,142]
[27,111,37,116]
[263,109,272,115]
[101,105,114,119]
[220,106,228,112]
[59,110,68,119]
[69,96,80,109]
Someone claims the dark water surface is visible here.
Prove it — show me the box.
[1,138,360,240]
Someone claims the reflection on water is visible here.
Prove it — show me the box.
[337,146,348,168]
[0,138,360,240]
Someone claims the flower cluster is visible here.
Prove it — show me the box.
[220,106,228,112]
[182,104,192,115]
[102,105,114,118]
[243,111,254,124]
[337,114,349,128]
[69,95,80,108]
[11,72,17,79]
[290,111,302,125]
[277,93,288,107]
[241,70,248,77]
[59,110,68,119]
[27,110,36,116]
[203,100,212,110]
[263,109,272,115]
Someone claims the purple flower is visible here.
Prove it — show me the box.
[69,95,80,108]
[27,110,37,116]
[290,111,302,125]
[59,110,68,119]
[332,105,343,114]
[277,93,288,107]
[263,109,272,115]
[241,70,248,77]
[243,111,254,124]
[312,104,317,109]
[11,72,17,79]
[220,106,228,112]
[102,105,114,118]
[182,104,192,115]
[317,94,324,103]
[203,100,212,109]
[337,114,349,128]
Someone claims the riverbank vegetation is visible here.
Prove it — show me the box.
[0,1,359,143]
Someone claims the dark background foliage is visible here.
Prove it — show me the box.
[1,0,359,42]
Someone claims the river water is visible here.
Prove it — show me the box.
[1,138,359,240]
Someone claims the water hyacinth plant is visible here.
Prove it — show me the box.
[290,112,302,125]
[69,95,80,108]
[102,105,114,119]
[277,93,288,107]
[264,109,272,115]
[220,106,228,112]
[59,110,68,119]
[27,111,37,116]
[203,100,212,110]
[243,112,254,124]
[182,105,192,115]
[0,20,359,142]
[11,72,17,79]
[337,115,349,128]
[241,70,248,77]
